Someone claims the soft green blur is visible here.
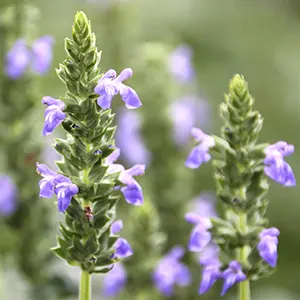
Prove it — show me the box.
[3,0,300,299]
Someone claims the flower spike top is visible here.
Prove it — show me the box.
[95,68,142,109]
[185,75,295,296]
[36,11,145,282]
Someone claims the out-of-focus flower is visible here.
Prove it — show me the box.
[189,192,217,218]
[169,45,195,82]
[169,96,211,146]
[0,175,18,216]
[257,227,280,267]
[185,127,215,169]
[5,36,54,79]
[116,109,151,165]
[153,246,191,296]
[42,96,66,136]
[36,163,78,212]
[95,68,141,109]
[264,141,295,186]
[102,263,127,297]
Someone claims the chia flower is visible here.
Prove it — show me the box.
[94,68,142,109]
[5,39,31,79]
[106,149,145,205]
[169,96,211,146]
[221,261,246,296]
[42,96,66,136]
[185,127,215,169]
[36,163,78,212]
[185,212,212,252]
[102,263,127,297]
[169,45,195,82]
[116,109,151,165]
[31,36,54,75]
[257,227,280,267]
[0,175,18,216]
[190,192,217,218]
[153,246,191,296]
[264,141,296,186]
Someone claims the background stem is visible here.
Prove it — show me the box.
[79,270,91,300]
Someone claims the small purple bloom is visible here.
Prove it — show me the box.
[185,213,212,252]
[102,263,127,297]
[5,39,31,79]
[257,227,280,267]
[114,238,133,258]
[42,96,66,136]
[116,109,151,165]
[221,261,246,296]
[153,246,191,296]
[111,220,123,234]
[190,192,217,218]
[264,141,296,186]
[169,96,211,146]
[185,127,215,169]
[0,175,18,216]
[106,149,145,205]
[95,68,142,109]
[31,36,54,75]
[169,45,195,82]
[36,163,78,212]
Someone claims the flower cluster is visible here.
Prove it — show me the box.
[5,36,54,79]
[152,246,191,296]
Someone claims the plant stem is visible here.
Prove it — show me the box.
[238,213,251,300]
[79,270,91,300]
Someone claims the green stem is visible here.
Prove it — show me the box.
[79,270,91,300]
[237,213,251,300]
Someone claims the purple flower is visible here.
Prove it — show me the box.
[221,261,246,296]
[111,220,123,234]
[0,175,18,216]
[169,45,195,82]
[190,192,217,218]
[95,68,142,109]
[185,127,215,169]
[5,39,31,79]
[169,96,211,146]
[31,36,54,75]
[264,141,296,186]
[185,213,212,252]
[102,263,127,297]
[153,246,191,296]
[42,96,66,136]
[116,109,151,165]
[36,163,78,212]
[257,227,280,267]
[106,149,145,205]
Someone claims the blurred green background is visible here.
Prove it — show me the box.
[2,0,300,299]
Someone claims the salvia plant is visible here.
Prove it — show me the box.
[36,11,145,300]
[185,74,295,299]
[0,3,74,299]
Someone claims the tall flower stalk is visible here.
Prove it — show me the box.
[185,75,295,299]
[37,11,144,300]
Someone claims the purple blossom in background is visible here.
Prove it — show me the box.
[42,96,66,136]
[102,263,127,297]
[116,109,151,165]
[36,163,78,212]
[31,36,54,75]
[198,244,221,295]
[221,261,246,296]
[169,45,195,82]
[5,36,54,79]
[153,246,191,296]
[106,149,145,205]
[0,175,18,216]
[94,68,142,109]
[257,227,280,267]
[169,96,211,146]
[185,212,212,252]
[185,127,215,169]
[5,39,31,79]
[264,141,296,186]
[189,192,217,218]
